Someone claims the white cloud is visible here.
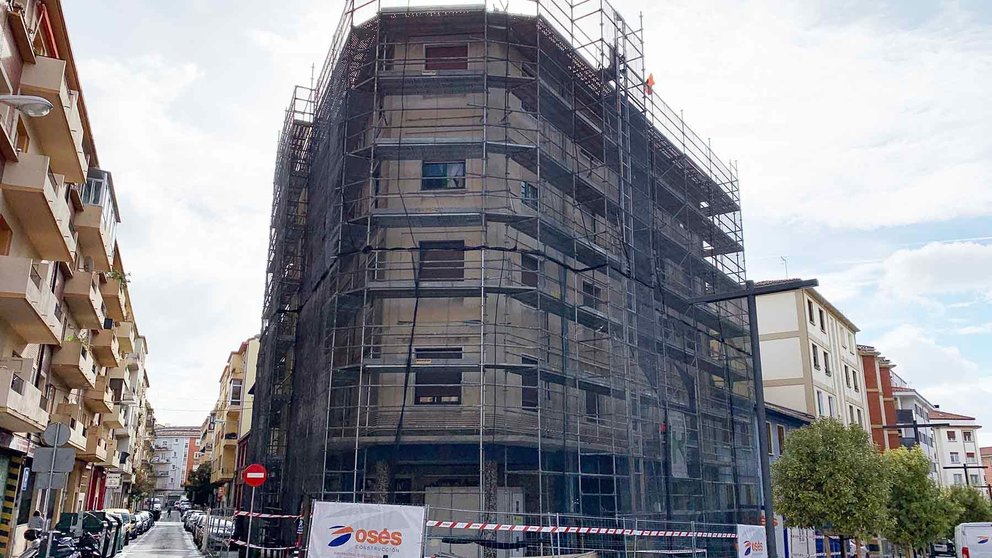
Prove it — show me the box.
[641,0,992,229]
[957,323,992,335]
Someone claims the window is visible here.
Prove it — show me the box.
[0,216,11,256]
[818,309,826,332]
[521,181,538,209]
[521,357,538,410]
[766,422,773,455]
[816,390,825,416]
[841,329,848,348]
[581,281,602,310]
[414,370,461,404]
[856,409,863,427]
[828,396,836,418]
[950,452,960,464]
[967,452,977,464]
[971,474,980,486]
[807,299,815,324]
[849,405,855,424]
[776,425,786,453]
[585,390,600,422]
[414,347,463,360]
[419,240,464,280]
[229,379,243,406]
[424,44,468,70]
[844,365,851,388]
[954,473,964,485]
[852,371,859,392]
[421,161,465,190]
[947,430,957,442]
[521,254,539,287]
[964,431,973,442]
[811,344,820,370]
[823,353,831,376]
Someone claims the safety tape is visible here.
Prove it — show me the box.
[425,521,737,539]
[234,511,302,519]
[229,538,299,550]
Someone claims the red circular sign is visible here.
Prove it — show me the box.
[243,463,267,488]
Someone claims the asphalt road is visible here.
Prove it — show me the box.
[120,521,203,557]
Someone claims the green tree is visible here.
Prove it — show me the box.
[183,463,214,506]
[129,464,156,508]
[946,485,992,531]
[772,419,890,553]
[881,447,957,554]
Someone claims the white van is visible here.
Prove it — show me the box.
[955,523,992,558]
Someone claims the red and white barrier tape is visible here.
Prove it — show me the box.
[234,510,302,519]
[425,521,736,539]
[229,538,299,550]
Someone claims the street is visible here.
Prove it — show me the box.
[119,521,202,557]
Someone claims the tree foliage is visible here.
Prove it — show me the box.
[881,447,957,553]
[772,419,890,540]
[129,464,156,507]
[946,485,992,532]
[183,463,214,506]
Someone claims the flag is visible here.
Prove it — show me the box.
[645,73,655,95]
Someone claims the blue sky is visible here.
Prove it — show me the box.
[62,1,992,441]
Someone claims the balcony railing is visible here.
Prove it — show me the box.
[0,153,76,262]
[0,357,48,433]
[0,256,63,344]
[51,340,98,389]
[63,270,105,329]
[19,56,86,182]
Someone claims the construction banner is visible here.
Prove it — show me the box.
[736,525,767,558]
[308,501,426,558]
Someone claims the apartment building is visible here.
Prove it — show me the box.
[252,0,757,530]
[982,447,992,493]
[0,0,153,553]
[756,284,870,429]
[858,345,899,451]
[232,336,257,509]
[931,409,986,489]
[765,404,814,558]
[203,336,256,508]
[151,426,198,504]
[888,375,941,484]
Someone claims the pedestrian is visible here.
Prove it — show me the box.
[26,510,45,540]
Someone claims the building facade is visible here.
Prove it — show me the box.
[203,336,257,508]
[232,336,258,509]
[0,1,153,553]
[755,285,869,430]
[931,410,986,489]
[251,0,758,535]
[888,376,941,484]
[858,345,900,451]
[152,426,199,503]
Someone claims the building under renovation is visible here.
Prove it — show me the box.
[251,0,757,533]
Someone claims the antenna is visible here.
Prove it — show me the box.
[780,256,789,278]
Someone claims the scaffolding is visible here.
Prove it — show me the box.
[251,0,757,541]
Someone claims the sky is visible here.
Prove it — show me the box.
[61,1,992,442]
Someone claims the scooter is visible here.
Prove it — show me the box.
[16,530,80,558]
[76,532,101,558]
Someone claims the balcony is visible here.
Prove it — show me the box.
[49,409,87,452]
[19,56,86,182]
[74,204,115,273]
[125,352,141,371]
[90,330,120,368]
[63,270,105,329]
[84,374,113,414]
[99,275,125,321]
[103,404,127,430]
[0,357,48,432]
[51,340,97,389]
[0,256,62,345]
[210,465,236,484]
[113,321,134,355]
[0,153,76,262]
[80,428,108,463]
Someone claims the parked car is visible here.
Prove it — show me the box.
[194,515,234,549]
[134,511,153,535]
[184,511,205,533]
[104,508,135,541]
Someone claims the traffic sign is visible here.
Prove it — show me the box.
[33,448,75,473]
[243,463,267,488]
[105,473,122,489]
[42,423,70,447]
[33,472,66,490]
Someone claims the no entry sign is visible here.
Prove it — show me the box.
[243,463,267,488]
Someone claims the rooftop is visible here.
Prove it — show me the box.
[929,409,978,422]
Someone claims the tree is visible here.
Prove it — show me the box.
[129,464,156,508]
[772,419,890,553]
[184,463,214,506]
[946,485,992,531]
[881,447,957,555]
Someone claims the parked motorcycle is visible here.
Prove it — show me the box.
[15,531,80,558]
[77,532,102,558]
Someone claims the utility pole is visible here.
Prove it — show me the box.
[943,462,984,488]
[688,277,819,558]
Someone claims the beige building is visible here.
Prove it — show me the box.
[202,336,257,507]
[931,409,986,490]
[755,283,869,429]
[0,0,154,552]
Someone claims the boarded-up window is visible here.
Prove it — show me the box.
[415,370,461,405]
[425,44,468,70]
[419,240,464,280]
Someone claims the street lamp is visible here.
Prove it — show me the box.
[688,277,819,558]
[0,94,53,117]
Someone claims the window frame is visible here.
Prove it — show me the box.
[424,43,469,71]
[414,370,462,405]
[421,161,466,191]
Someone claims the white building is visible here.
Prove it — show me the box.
[755,283,870,430]
[152,426,199,501]
[931,409,986,489]
[889,375,942,485]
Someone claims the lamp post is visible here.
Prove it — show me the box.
[688,278,819,558]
